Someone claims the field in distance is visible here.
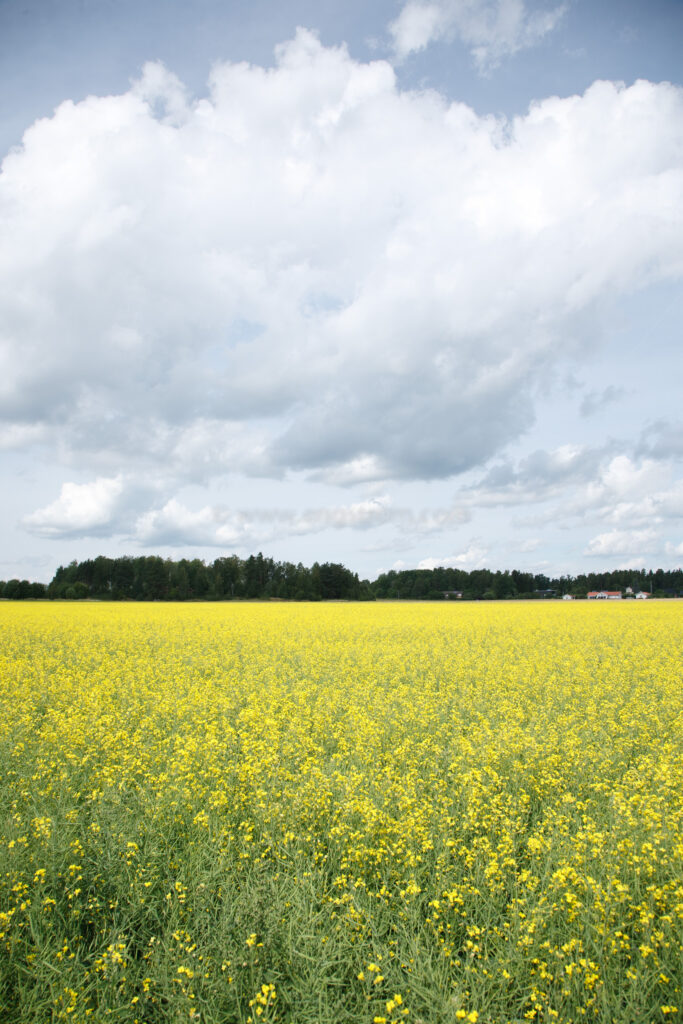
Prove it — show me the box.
[1,602,681,1023]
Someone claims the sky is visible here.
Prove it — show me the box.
[1,0,682,583]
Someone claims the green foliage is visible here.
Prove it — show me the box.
[0,579,46,599]
[45,555,367,602]
[371,566,683,601]
[6,557,683,603]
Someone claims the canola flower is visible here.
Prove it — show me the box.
[0,600,682,1023]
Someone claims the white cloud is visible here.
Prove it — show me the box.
[389,0,566,68]
[312,455,390,486]
[446,439,683,566]
[21,467,475,548]
[134,499,243,548]
[131,62,190,126]
[23,476,125,537]
[295,496,394,532]
[2,35,683,495]
[574,455,670,522]
[584,527,659,558]
[130,491,473,548]
[390,4,445,57]
[418,540,489,569]
[595,479,683,527]
[476,446,675,525]
[133,494,398,548]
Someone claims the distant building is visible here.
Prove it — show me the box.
[587,590,622,600]
[443,590,463,599]
[562,594,574,600]
[635,591,650,599]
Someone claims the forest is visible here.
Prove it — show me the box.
[3,554,370,602]
[1,555,682,600]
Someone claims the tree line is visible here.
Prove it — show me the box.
[371,566,683,600]
[1,556,682,602]
[1,554,372,602]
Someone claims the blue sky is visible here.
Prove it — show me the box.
[1,0,682,582]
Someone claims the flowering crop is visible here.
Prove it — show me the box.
[0,601,682,1022]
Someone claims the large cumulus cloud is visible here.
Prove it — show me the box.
[2,31,683,501]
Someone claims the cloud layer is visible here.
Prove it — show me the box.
[2,31,683,563]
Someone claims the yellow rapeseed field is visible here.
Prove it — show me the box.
[0,600,682,1023]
